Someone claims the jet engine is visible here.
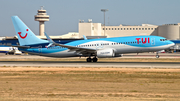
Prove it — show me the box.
[97,49,115,58]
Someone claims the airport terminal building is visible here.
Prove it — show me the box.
[79,20,180,40]
[79,20,180,51]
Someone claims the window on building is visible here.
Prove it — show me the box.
[142,28,144,30]
[127,28,128,30]
[139,28,141,30]
[121,28,123,30]
[118,28,119,30]
[112,28,113,30]
[109,28,110,30]
[124,28,126,30]
[133,28,135,30]
[145,28,147,30]
[103,28,104,30]
[130,28,131,30]
[106,28,107,30]
[115,28,116,30]
[136,28,138,30]
[148,28,150,30]
[151,28,153,30]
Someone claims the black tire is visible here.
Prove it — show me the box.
[92,58,98,62]
[156,55,159,58]
[86,58,92,62]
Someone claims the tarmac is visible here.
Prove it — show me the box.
[0,53,180,68]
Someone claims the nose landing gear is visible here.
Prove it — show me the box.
[156,55,160,58]
[156,52,160,58]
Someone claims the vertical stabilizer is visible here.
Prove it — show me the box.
[11,16,48,46]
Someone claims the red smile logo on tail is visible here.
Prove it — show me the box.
[18,29,28,39]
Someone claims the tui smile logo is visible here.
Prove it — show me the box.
[18,29,28,39]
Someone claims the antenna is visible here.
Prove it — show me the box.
[40,6,44,10]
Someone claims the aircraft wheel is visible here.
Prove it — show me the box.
[86,58,92,62]
[92,58,98,62]
[156,55,160,58]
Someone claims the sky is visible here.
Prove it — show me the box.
[1,0,180,36]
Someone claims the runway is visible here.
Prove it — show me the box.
[0,61,180,68]
[0,53,180,68]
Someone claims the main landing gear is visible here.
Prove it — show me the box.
[86,57,98,62]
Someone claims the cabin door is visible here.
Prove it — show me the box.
[38,46,42,54]
[151,38,155,46]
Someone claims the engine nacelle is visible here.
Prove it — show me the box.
[114,54,123,57]
[97,49,115,58]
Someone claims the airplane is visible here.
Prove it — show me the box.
[11,16,175,62]
[0,46,22,55]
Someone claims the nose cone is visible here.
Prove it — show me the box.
[168,41,175,46]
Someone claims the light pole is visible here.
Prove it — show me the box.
[101,9,108,36]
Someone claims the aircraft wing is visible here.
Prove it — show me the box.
[44,32,97,55]
[53,43,97,55]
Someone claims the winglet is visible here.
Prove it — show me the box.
[44,32,55,47]
[44,32,54,43]
[83,35,87,40]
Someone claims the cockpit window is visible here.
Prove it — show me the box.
[160,39,167,41]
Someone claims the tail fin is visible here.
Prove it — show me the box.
[11,16,48,46]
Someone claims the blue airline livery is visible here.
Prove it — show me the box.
[11,16,175,62]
